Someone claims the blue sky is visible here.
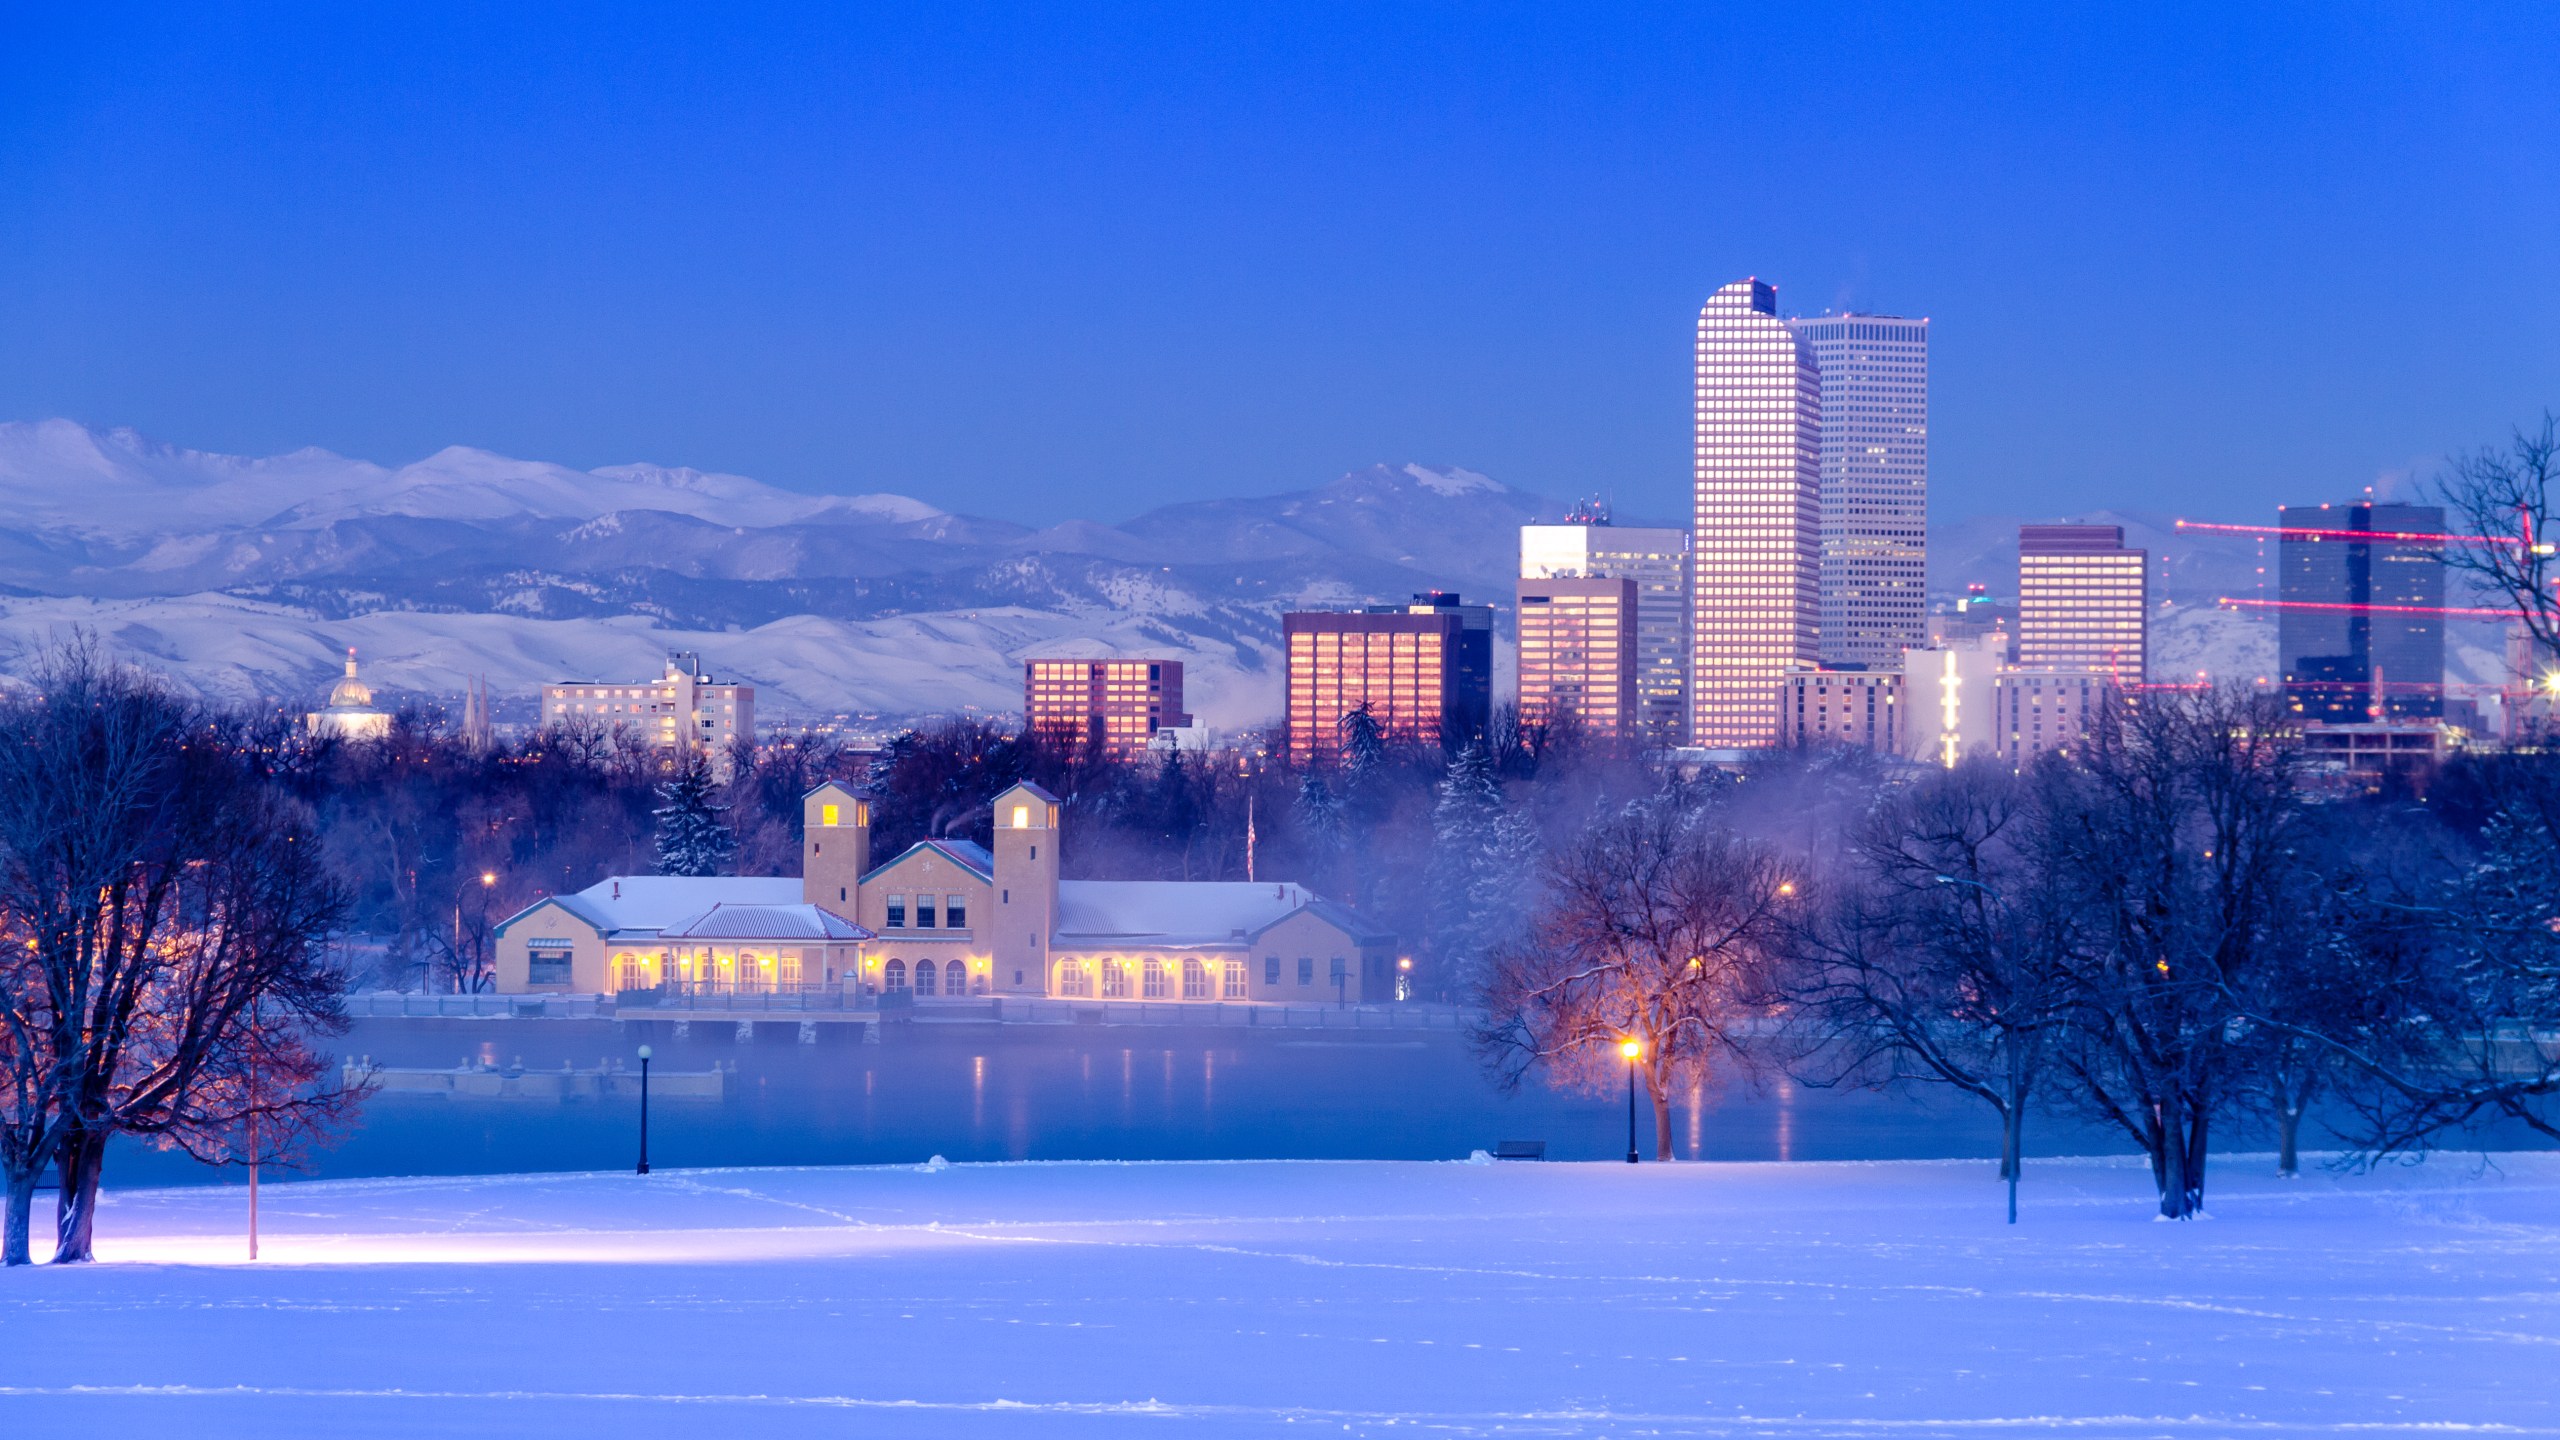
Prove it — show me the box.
[2,5,2554,527]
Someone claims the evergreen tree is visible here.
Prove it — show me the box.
[653,750,736,877]
[1294,772,1345,894]
[1428,741,1507,989]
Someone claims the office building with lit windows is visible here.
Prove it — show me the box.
[1786,312,1930,668]
[542,651,755,775]
[1779,668,1903,753]
[2277,502,2446,723]
[2016,525,2148,681]
[1692,278,1822,747]
[1024,657,1191,760]
[1283,593,1493,760]
[1514,576,1639,746]
[1520,516,1689,744]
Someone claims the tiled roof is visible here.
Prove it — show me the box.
[1056,880,1368,948]
[496,875,805,939]
[869,838,995,882]
[659,904,874,942]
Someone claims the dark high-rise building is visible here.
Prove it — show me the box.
[2278,502,2446,722]
[1283,593,1493,759]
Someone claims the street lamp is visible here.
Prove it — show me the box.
[635,1044,653,1175]
[1620,1037,1643,1164]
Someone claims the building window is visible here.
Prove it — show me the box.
[1223,961,1246,999]
[529,949,572,986]
[1297,956,1314,986]
[884,959,908,992]
[1264,955,1280,986]
[1101,961,1127,997]
[1330,957,1349,988]
[1182,958,1208,999]
[1143,957,1167,998]
[821,803,840,826]
[1058,961,1088,997]
[914,959,938,997]
[916,896,937,929]
[946,894,967,929]
[886,895,906,928]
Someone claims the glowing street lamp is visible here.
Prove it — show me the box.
[1620,1037,1643,1164]
[635,1044,654,1176]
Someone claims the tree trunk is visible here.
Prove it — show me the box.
[1651,1083,1674,1162]
[2155,1097,2209,1219]
[51,1128,103,1264]
[2277,1104,2301,1178]
[2,1164,35,1266]
[1999,1101,2026,1224]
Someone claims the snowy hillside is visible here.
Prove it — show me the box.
[0,424,1553,725]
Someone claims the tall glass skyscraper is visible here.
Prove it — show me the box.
[1691,278,1820,747]
[1786,312,1929,667]
[2016,524,2148,681]
[2278,502,2446,722]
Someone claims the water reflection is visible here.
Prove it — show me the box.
[110,1016,2167,1187]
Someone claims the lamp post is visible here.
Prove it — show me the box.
[636,1044,653,1175]
[1620,1037,1642,1164]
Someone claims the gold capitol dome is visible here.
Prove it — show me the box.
[327,648,375,709]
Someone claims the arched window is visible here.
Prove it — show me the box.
[1057,960,1088,997]
[1101,960,1127,998]
[1142,957,1166,998]
[884,959,908,992]
[1181,956,1208,999]
[914,959,938,997]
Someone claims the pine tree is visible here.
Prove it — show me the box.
[1294,772,1345,894]
[653,750,737,877]
[1428,741,1507,989]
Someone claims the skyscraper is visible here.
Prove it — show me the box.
[1520,514,1690,745]
[1514,576,1639,746]
[1786,312,1930,667]
[1692,278,1821,747]
[2016,525,2148,681]
[2277,502,2446,722]
[1283,593,1493,760]
[1024,658,1192,759]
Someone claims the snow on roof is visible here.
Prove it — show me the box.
[514,875,807,938]
[659,904,873,942]
[1056,881,1380,948]
[869,838,995,882]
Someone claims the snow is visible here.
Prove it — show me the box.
[3,1154,2555,1436]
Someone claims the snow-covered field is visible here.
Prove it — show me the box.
[3,1155,2556,1437]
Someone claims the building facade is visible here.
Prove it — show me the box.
[1778,669,1903,753]
[1283,593,1493,760]
[494,780,1395,1004]
[1514,576,1639,746]
[2278,502,2446,723]
[543,652,754,770]
[2017,525,2148,682]
[1786,312,1929,668]
[1693,279,1822,747]
[1024,657,1191,760]
[1991,670,2109,762]
[1520,518,1690,745]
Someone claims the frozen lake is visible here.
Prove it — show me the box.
[109,1016,2145,1186]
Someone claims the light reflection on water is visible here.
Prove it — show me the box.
[110,1015,2153,1187]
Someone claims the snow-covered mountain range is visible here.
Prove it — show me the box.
[0,422,1553,727]
[0,420,2506,729]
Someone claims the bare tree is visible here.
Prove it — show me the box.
[1785,759,2082,1221]
[2434,413,2560,669]
[2043,686,2308,1219]
[0,644,353,1264]
[1478,791,1794,1158]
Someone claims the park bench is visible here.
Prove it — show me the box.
[1493,1140,1547,1161]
